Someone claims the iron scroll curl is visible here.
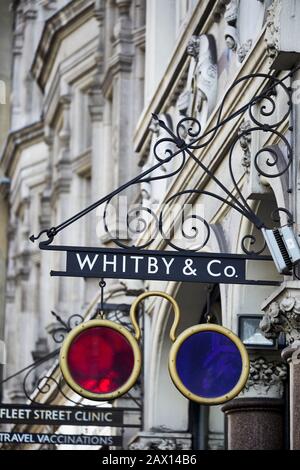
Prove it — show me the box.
[29,68,298,256]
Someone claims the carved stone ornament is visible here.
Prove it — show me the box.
[241,357,287,398]
[129,433,191,450]
[39,0,57,10]
[260,296,300,345]
[213,0,231,22]
[177,35,218,126]
[224,1,255,62]
[224,1,239,52]
[237,39,253,63]
[130,439,177,450]
[238,119,251,171]
[265,0,281,59]
[224,0,238,25]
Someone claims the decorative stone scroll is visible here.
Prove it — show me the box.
[241,357,287,398]
[260,296,300,345]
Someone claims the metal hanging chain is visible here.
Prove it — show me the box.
[98,278,106,319]
[30,67,300,246]
[204,285,214,323]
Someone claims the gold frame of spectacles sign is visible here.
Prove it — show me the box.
[59,319,141,401]
[168,323,250,405]
[60,291,250,404]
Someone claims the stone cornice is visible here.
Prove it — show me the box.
[72,148,92,177]
[31,0,95,91]
[101,53,134,98]
[133,26,146,48]
[0,121,44,178]
[43,41,99,126]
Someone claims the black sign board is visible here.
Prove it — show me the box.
[0,432,122,446]
[47,245,279,286]
[0,404,123,427]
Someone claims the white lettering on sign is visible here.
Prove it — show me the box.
[70,251,245,283]
[148,257,158,273]
[0,405,120,425]
[103,254,117,272]
[207,260,237,278]
[76,254,99,270]
[207,260,221,276]
[224,265,236,277]
[183,259,197,276]
[130,256,143,273]
[162,257,174,274]
[74,410,113,422]
[0,407,31,420]
[0,433,116,446]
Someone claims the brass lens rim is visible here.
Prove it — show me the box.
[168,323,250,405]
[59,319,141,401]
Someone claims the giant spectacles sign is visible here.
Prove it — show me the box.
[49,246,279,286]
[59,291,250,405]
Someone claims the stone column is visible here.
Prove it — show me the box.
[222,356,287,450]
[112,0,135,188]
[11,5,24,130]
[282,344,300,449]
[144,0,176,103]
[52,92,72,315]
[261,283,300,449]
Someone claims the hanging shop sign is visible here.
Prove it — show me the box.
[0,404,123,427]
[0,432,122,447]
[49,246,279,286]
[59,291,250,404]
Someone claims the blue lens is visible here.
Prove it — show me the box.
[176,331,243,399]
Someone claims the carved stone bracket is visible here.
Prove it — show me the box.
[240,356,287,398]
[128,432,192,450]
[213,0,231,23]
[261,293,300,345]
[265,0,281,60]
[265,0,300,70]
[113,0,132,44]
[88,87,105,122]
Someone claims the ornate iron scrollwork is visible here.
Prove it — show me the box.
[50,311,84,344]
[30,68,298,257]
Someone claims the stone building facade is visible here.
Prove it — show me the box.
[0,0,300,450]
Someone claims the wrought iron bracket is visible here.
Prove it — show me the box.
[29,67,300,274]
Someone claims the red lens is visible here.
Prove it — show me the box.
[67,327,135,394]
